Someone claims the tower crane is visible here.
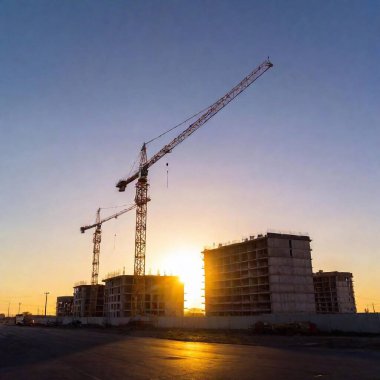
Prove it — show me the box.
[80,203,137,285]
[116,58,273,316]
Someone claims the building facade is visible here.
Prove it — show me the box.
[73,284,104,317]
[103,275,184,318]
[313,271,356,313]
[56,296,73,317]
[204,232,316,316]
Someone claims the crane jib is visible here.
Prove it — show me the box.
[80,204,137,232]
[116,59,273,191]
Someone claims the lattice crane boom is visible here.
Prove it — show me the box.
[80,204,137,233]
[116,59,273,192]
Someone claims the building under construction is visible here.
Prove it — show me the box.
[103,274,184,318]
[56,296,73,317]
[73,284,105,317]
[203,232,316,316]
[313,270,356,313]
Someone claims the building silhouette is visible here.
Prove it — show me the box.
[103,275,184,318]
[56,296,73,317]
[313,271,356,313]
[203,232,316,316]
[73,284,104,317]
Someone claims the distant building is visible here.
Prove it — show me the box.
[103,275,184,318]
[313,271,356,313]
[73,284,104,317]
[56,296,73,317]
[203,232,316,316]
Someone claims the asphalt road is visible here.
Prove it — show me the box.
[1,325,380,380]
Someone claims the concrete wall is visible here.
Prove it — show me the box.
[33,316,105,326]
[51,313,380,334]
[268,236,316,313]
[336,277,356,313]
[155,313,380,333]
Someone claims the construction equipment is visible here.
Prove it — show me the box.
[116,58,273,316]
[80,204,137,285]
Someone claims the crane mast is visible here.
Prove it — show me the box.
[116,58,273,317]
[133,145,150,315]
[92,209,101,285]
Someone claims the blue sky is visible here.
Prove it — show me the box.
[0,0,379,312]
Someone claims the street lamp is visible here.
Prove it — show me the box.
[44,292,50,317]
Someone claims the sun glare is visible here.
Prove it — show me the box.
[161,249,204,310]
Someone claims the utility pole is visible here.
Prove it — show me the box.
[44,292,50,317]
[18,302,21,314]
[7,302,10,317]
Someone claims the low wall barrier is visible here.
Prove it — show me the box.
[51,313,380,333]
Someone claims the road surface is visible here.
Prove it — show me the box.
[0,325,379,379]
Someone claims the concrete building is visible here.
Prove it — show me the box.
[313,271,356,313]
[73,284,104,317]
[103,275,184,318]
[203,232,316,316]
[56,296,73,317]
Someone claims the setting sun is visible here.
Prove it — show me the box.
[160,248,204,310]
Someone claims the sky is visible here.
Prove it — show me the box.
[0,0,379,314]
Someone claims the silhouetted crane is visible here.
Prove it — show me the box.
[116,59,273,315]
[80,204,137,285]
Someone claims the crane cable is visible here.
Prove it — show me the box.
[99,203,132,211]
[123,98,214,179]
[145,103,212,146]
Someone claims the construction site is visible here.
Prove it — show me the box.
[3,4,379,379]
[69,59,277,321]
[50,58,373,333]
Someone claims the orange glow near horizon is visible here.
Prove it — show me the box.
[160,248,204,311]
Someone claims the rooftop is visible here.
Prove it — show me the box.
[203,230,311,251]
